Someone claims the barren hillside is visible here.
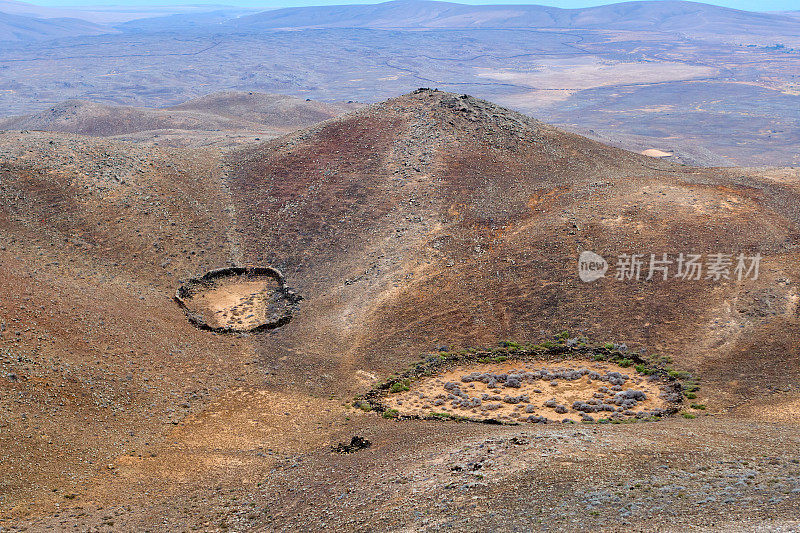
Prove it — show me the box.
[1,90,799,531]
[0,92,361,148]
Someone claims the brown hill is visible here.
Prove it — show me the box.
[1,89,799,530]
[0,92,361,147]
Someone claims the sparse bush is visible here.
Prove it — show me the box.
[682,412,696,419]
[685,392,697,399]
[389,379,411,393]
[667,369,691,380]
[618,358,633,368]
[690,403,706,410]
[683,381,699,392]
[382,409,399,419]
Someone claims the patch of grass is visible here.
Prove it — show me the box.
[682,412,696,419]
[683,381,700,392]
[690,403,706,410]
[358,402,372,412]
[382,409,399,419]
[556,331,570,340]
[667,369,692,380]
[593,353,607,361]
[389,378,411,393]
[634,364,655,375]
[684,392,697,399]
[618,358,633,368]
[603,343,615,350]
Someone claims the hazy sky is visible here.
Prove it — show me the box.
[25,0,800,12]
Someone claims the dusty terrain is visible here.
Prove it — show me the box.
[1,89,800,531]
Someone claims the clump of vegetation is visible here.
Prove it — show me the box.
[682,412,696,419]
[389,378,411,394]
[352,400,372,411]
[667,369,692,380]
[382,409,399,419]
[618,358,633,368]
[690,403,706,410]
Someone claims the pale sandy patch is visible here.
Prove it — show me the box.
[384,359,669,423]
[642,148,674,157]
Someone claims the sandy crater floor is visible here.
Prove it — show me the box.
[384,359,671,423]
[184,277,282,330]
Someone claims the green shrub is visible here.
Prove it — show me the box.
[690,403,706,410]
[618,358,633,368]
[382,409,399,419]
[667,369,691,380]
[603,343,615,350]
[683,382,700,392]
[685,392,697,399]
[682,412,696,419]
[389,379,411,393]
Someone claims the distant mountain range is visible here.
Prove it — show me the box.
[230,0,800,36]
[0,10,108,41]
[2,0,799,43]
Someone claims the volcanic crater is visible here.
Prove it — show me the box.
[174,266,301,333]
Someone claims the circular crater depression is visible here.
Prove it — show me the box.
[376,359,682,424]
[175,266,301,333]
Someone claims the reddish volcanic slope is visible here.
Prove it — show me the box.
[1,89,799,530]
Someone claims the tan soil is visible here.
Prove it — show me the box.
[384,360,668,423]
[641,148,674,157]
[185,277,281,330]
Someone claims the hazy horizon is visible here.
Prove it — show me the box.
[15,0,800,14]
